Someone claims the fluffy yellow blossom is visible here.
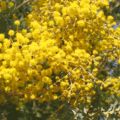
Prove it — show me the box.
[93,68,98,72]
[31,21,41,29]
[30,59,37,66]
[96,56,102,61]
[28,14,33,19]
[107,15,114,22]
[30,94,36,100]
[13,14,17,18]
[87,83,93,89]
[8,2,14,7]
[5,87,11,92]
[42,76,52,85]
[14,20,20,26]
[0,34,5,41]
[118,59,120,65]
[77,20,85,27]
[52,94,58,100]
[1,1,7,10]
[93,50,98,55]
[0,0,119,118]
[8,30,14,36]
[15,107,19,111]
[22,29,27,35]
[49,20,54,26]
[5,80,10,84]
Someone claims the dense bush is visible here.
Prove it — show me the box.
[0,0,120,119]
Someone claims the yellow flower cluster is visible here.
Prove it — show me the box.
[0,1,7,11]
[0,0,119,117]
[8,1,14,8]
[0,0,14,11]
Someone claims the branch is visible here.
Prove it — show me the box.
[10,0,30,15]
[107,3,120,14]
[98,56,108,73]
[48,104,65,120]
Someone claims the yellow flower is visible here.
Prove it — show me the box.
[112,22,116,26]
[93,50,98,55]
[30,94,36,100]
[1,1,7,10]
[87,83,93,89]
[52,94,58,100]
[96,56,102,61]
[107,15,114,22]
[96,80,102,85]
[28,14,33,19]
[118,59,120,65]
[85,87,89,91]
[10,61,17,67]
[5,87,11,92]
[94,61,99,66]
[55,3,60,10]
[30,59,37,66]
[14,20,20,26]
[93,68,98,72]
[0,34,5,41]
[42,76,52,85]
[5,80,10,84]
[8,2,14,7]
[87,99,91,103]
[49,20,54,26]
[77,20,85,27]
[13,14,17,18]
[16,107,19,111]
[8,30,14,36]
[55,16,64,26]
[22,29,27,35]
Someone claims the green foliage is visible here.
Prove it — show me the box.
[103,0,120,24]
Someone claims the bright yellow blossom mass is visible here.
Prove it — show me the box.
[0,0,120,119]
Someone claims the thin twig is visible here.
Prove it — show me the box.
[48,104,65,120]
[10,0,30,15]
[98,56,108,73]
[107,3,120,14]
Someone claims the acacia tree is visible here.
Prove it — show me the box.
[0,0,120,120]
